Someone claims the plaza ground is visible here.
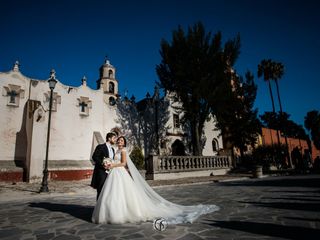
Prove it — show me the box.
[0,174,319,239]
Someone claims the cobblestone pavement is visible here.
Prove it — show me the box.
[0,174,319,239]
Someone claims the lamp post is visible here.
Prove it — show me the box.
[39,69,57,193]
[153,86,160,155]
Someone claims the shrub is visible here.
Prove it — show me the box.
[252,144,288,169]
[129,146,145,170]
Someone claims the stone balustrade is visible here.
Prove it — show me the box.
[146,155,232,180]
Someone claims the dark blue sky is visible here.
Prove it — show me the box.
[1,0,319,127]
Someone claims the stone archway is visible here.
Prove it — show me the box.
[212,138,219,152]
[171,139,186,156]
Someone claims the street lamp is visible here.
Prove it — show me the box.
[39,69,57,193]
[153,86,160,155]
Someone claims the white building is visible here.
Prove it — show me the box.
[162,92,222,157]
[0,60,223,182]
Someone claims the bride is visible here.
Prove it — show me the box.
[92,136,219,224]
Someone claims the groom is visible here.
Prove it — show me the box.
[90,132,117,200]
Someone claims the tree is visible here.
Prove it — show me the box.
[215,71,261,160]
[305,110,320,149]
[258,59,285,146]
[116,95,142,148]
[260,111,279,130]
[156,22,240,155]
[116,90,170,158]
[258,59,277,113]
[273,62,285,114]
[137,89,170,156]
[260,111,308,139]
[129,145,145,169]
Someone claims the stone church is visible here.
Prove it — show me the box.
[0,60,223,182]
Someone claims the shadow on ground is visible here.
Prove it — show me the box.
[262,196,320,202]
[205,220,320,239]
[29,202,94,222]
[284,216,320,222]
[239,200,320,212]
[216,174,320,189]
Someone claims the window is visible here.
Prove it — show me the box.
[78,96,92,116]
[173,114,180,128]
[8,90,18,104]
[109,82,115,93]
[44,92,61,112]
[212,138,219,152]
[79,101,88,113]
[109,69,114,78]
[109,97,116,106]
[52,98,57,111]
[3,84,24,107]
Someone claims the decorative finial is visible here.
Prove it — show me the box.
[82,75,87,86]
[13,61,20,72]
[104,55,111,65]
[50,69,56,79]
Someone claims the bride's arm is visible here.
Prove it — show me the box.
[110,150,127,168]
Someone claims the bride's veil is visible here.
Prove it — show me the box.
[125,150,219,224]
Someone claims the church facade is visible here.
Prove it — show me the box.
[0,60,223,182]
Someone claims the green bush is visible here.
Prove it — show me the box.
[252,144,288,168]
[130,146,145,170]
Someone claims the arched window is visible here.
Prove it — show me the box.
[109,82,115,93]
[109,97,116,106]
[212,138,219,152]
[108,70,114,78]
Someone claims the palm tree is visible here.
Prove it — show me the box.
[272,61,285,114]
[270,61,290,166]
[258,59,290,167]
[258,59,276,113]
[258,59,280,147]
[258,59,284,111]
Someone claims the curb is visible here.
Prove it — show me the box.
[152,176,252,188]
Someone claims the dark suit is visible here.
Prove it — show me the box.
[90,143,114,199]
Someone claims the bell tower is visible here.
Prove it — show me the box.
[97,58,118,106]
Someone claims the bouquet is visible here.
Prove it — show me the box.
[103,157,113,174]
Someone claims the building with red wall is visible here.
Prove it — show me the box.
[261,127,320,163]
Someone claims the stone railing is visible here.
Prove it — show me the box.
[146,155,232,180]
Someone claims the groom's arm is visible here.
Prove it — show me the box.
[92,145,104,167]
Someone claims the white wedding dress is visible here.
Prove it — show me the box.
[92,148,219,224]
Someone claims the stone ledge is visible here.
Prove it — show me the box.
[0,160,24,172]
[48,160,94,170]
[147,168,230,180]
[147,173,252,187]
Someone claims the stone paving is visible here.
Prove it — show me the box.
[0,174,320,239]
